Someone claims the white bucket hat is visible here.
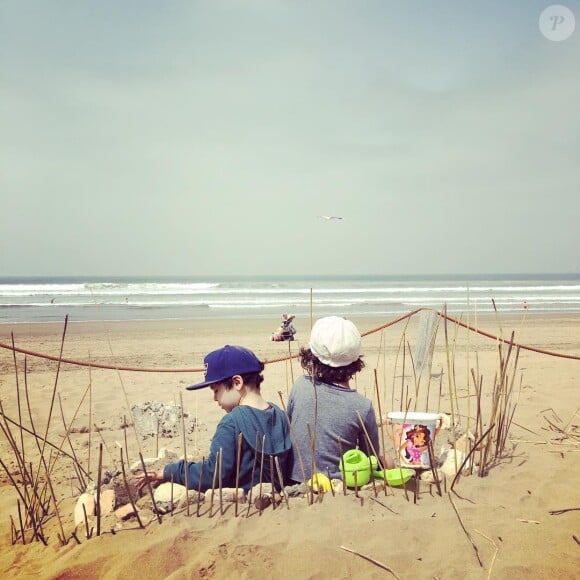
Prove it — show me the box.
[309,316,361,367]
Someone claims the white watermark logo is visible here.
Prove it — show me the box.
[539,4,575,41]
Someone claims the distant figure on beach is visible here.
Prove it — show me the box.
[136,345,292,493]
[286,316,394,482]
[50,298,55,304]
[271,313,296,342]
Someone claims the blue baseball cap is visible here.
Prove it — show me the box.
[186,345,263,390]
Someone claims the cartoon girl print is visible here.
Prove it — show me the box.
[400,424,431,465]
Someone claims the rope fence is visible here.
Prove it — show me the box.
[0,308,578,374]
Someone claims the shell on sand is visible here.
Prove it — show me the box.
[99,489,116,515]
[154,482,187,504]
[74,493,95,527]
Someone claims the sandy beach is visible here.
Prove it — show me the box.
[0,311,579,579]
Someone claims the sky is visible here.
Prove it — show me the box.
[1,1,579,277]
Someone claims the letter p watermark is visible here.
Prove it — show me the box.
[539,4,575,41]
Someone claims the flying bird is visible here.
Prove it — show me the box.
[319,215,344,221]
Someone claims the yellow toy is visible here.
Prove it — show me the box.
[307,473,332,493]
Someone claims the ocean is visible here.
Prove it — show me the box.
[1,274,579,324]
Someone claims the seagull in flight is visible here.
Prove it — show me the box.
[319,215,344,221]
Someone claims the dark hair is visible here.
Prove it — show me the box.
[221,366,265,390]
[299,347,364,384]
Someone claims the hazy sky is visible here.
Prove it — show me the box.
[1,1,579,277]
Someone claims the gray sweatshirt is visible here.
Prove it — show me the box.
[286,375,380,482]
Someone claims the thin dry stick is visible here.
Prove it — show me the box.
[473,528,499,580]
[450,423,495,491]
[38,316,69,465]
[11,335,27,489]
[43,455,66,545]
[57,393,85,491]
[218,448,224,516]
[277,391,308,494]
[258,434,266,516]
[96,443,103,537]
[269,455,276,510]
[209,453,219,518]
[355,410,391,496]
[426,441,442,496]
[82,504,91,539]
[275,456,290,509]
[119,448,144,529]
[179,392,190,516]
[87,356,93,479]
[306,423,316,504]
[123,416,129,474]
[235,433,242,517]
[138,452,162,523]
[196,458,204,518]
[155,415,160,458]
[338,437,346,496]
[340,546,401,579]
[448,493,483,568]
[373,369,391,496]
[246,432,260,518]
[0,458,44,544]
[17,500,25,545]
[326,467,335,497]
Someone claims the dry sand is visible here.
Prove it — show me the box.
[0,312,578,579]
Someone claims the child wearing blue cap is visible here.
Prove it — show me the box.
[136,345,292,493]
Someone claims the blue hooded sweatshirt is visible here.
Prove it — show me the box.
[163,403,292,492]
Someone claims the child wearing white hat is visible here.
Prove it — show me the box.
[286,316,392,482]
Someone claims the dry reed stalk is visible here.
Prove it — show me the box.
[155,415,160,459]
[399,331,406,411]
[43,462,66,545]
[87,356,93,479]
[17,500,25,545]
[340,546,401,579]
[197,458,204,517]
[277,391,308,494]
[275,457,290,509]
[373,369,391,496]
[450,423,495,490]
[0,458,44,544]
[119,448,144,529]
[269,455,276,509]
[32,316,69,507]
[473,528,499,580]
[353,470,359,498]
[138,452,162,523]
[325,466,335,497]
[96,443,103,536]
[355,410,390,496]
[443,305,459,475]
[82,504,91,539]
[218,448,224,516]
[235,433,242,517]
[246,432,260,518]
[306,424,316,504]
[11,335,27,486]
[209,452,219,518]
[57,393,85,492]
[390,317,412,412]
[123,416,129,475]
[287,341,294,384]
[448,492,483,568]
[258,435,266,515]
[426,441,442,496]
[179,392,190,516]
[405,340,420,412]
[337,437,347,495]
